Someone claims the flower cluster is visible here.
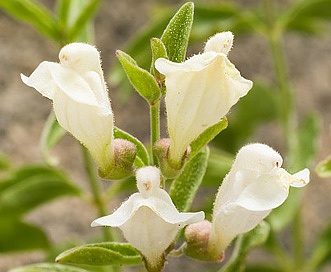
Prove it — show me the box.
[22,32,310,270]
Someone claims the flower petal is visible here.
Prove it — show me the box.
[161,53,252,162]
[21,61,62,99]
[235,170,289,211]
[21,61,101,107]
[59,43,104,79]
[144,190,205,226]
[91,193,139,227]
[52,89,113,169]
[291,168,310,187]
[120,206,179,268]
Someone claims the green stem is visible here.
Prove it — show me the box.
[263,0,296,153]
[81,146,112,241]
[263,2,306,271]
[293,210,303,269]
[150,101,160,165]
[269,35,296,147]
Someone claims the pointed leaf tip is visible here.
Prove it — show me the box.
[161,1,194,63]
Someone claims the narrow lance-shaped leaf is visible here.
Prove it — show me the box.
[0,0,60,41]
[0,219,49,253]
[161,2,194,63]
[56,242,142,266]
[288,113,320,172]
[116,50,161,104]
[67,0,101,41]
[150,37,168,87]
[281,0,331,34]
[218,221,270,272]
[0,165,82,218]
[56,0,71,29]
[189,118,228,160]
[170,147,209,212]
[114,126,150,167]
[9,263,90,272]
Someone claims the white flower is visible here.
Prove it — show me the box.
[91,166,204,268]
[21,43,114,173]
[155,32,253,167]
[208,143,310,259]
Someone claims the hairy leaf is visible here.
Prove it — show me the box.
[56,242,142,266]
[170,147,209,212]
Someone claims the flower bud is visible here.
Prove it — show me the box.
[204,31,234,55]
[99,138,137,180]
[184,220,224,263]
[153,138,189,178]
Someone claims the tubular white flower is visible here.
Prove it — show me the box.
[91,166,204,268]
[208,143,310,259]
[155,32,253,166]
[21,43,114,173]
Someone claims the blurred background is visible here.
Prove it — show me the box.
[0,0,331,271]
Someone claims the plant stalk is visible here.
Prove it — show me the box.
[150,100,161,165]
[81,146,112,241]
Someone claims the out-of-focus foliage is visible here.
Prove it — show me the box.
[1,0,331,271]
[0,165,81,253]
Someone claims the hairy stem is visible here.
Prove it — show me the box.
[150,100,161,165]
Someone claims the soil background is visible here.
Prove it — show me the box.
[0,0,331,271]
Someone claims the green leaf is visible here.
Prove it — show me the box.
[281,0,331,34]
[0,219,49,252]
[150,37,167,86]
[0,165,81,218]
[109,2,252,98]
[161,2,194,63]
[219,221,270,272]
[316,156,331,178]
[56,242,142,266]
[9,263,90,272]
[170,147,209,212]
[0,0,60,41]
[189,118,228,160]
[56,0,71,29]
[40,112,66,166]
[306,222,331,270]
[67,0,101,42]
[116,50,161,104]
[114,127,150,167]
[289,113,320,172]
